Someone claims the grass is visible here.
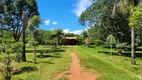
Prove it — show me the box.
[58,76,68,80]
[0,45,142,80]
[0,45,71,80]
[73,45,139,80]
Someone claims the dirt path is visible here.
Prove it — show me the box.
[56,53,98,80]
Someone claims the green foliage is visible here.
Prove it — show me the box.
[94,39,102,46]
[12,42,23,63]
[0,46,71,80]
[28,40,38,63]
[0,43,13,80]
[59,76,68,80]
[79,0,131,43]
[0,0,39,42]
[106,35,116,47]
[81,31,88,40]
[28,15,41,31]
[50,38,58,52]
[28,41,38,48]
[129,4,142,29]
[52,28,63,45]
[115,41,127,55]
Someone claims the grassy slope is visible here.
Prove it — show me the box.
[0,46,71,80]
[74,46,138,80]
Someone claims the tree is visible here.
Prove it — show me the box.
[28,40,38,63]
[79,0,131,43]
[81,31,88,40]
[53,28,63,45]
[0,0,39,62]
[106,35,116,48]
[129,4,142,64]
[112,0,140,65]
[28,15,40,63]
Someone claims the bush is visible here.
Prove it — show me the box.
[105,35,116,48]
[116,41,127,55]
[94,39,102,46]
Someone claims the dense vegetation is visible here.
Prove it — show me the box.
[79,0,142,65]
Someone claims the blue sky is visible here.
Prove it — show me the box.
[36,0,92,34]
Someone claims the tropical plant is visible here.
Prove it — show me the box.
[112,0,140,65]
[116,41,127,55]
[0,0,39,62]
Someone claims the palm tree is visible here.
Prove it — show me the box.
[112,0,139,65]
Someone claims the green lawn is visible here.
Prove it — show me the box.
[0,45,142,80]
[74,45,141,80]
[0,46,71,80]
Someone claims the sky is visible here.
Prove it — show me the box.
[36,0,92,34]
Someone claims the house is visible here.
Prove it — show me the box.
[64,37,77,45]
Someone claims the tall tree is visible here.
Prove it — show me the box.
[112,0,140,65]
[79,0,131,43]
[0,0,39,62]
[53,28,63,45]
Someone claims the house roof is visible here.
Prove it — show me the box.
[65,37,77,40]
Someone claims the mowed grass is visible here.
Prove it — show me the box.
[0,46,71,80]
[73,46,139,80]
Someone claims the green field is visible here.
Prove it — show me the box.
[0,45,142,80]
[76,46,142,80]
[0,46,71,80]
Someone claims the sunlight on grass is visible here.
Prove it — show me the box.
[75,46,138,80]
[0,46,71,80]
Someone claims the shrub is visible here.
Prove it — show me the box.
[105,35,116,48]
[94,39,102,46]
[115,41,127,55]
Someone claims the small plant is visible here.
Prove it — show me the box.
[0,43,13,80]
[50,38,58,52]
[106,35,116,48]
[12,42,23,63]
[94,39,102,46]
[116,41,127,55]
[40,51,44,58]
[58,76,68,80]
[1,54,12,80]
[28,40,38,64]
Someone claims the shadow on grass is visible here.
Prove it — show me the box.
[98,51,142,58]
[98,51,118,55]
[13,66,38,75]
[40,61,55,64]
[26,49,65,53]
[26,60,55,64]
[26,50,50,53]
[36,54,61,58]
[122,52,142,58]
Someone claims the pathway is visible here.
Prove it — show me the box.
[56,53,98,80]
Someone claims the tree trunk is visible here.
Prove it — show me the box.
[33,47,37,64]
[131,28,136,65]
[22,31,26,62]
[58,35,60,45]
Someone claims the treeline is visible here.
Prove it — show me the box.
[0,28,89,46]
[26,28,88,45]
[79,0,142,65]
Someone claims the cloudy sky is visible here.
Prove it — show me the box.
[37,0,92,34]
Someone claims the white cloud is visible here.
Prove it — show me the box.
[72,0,92,17]
[43,20,50,25]
[63,29,70,34]
[70,30,83,34]
[63,29,83,34]
[52,21,58,25]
